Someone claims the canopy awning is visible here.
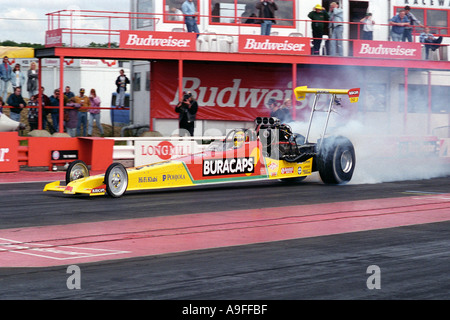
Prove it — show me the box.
[0,46,34,58]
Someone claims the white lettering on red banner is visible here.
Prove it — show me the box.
[239,35,309,54]
[120,31,196,51]
[353,40,421,60]
[45,29,63,48]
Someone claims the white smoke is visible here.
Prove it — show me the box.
[286,114,450,185]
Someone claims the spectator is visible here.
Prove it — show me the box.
[75,88,90,136]
[27,62,39,98]
[181,0,200,36]
[328,2,344,56]
[168,6,183,21]
[175,92,198,136]
[27,94,39,131]
[64,86,75,99]
[256,0,278,36]
[39,86,52,132]
[308,4,329,55]
[88,88,104,137]
[0,97,4,113]
[403,6,423,42]
[280,98,293,123]
[11,64,26,92]
[390,9,409,42]
[6,87,26,122]
[49,88,68,133]
[65,97,81,137]
[360,13,375,40]
[0,56,12,102]
[115,69,130,108]
[420,27,443,59]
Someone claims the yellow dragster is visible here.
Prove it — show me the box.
[44,87,359,198]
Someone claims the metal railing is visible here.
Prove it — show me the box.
[45,9,448,60]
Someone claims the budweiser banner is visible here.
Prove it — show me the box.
[353,40,421,60]
[151,61,360,122]
[238,35,309,55]
[0,132,19,172]
[120,30,196,51]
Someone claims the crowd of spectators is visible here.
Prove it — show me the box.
[0,56,119,137]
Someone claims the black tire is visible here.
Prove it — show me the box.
[65,160,89,185]
[104,163,128,198]
[317,136,355,184]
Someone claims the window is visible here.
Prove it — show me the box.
[399,84,450,114]
[164,0,199,23]
[133,72,141,92]
[395,7,449,35]
[137,0,155,29]
[209,0,295,27]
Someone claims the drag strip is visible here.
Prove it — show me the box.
[0,175,449,299]
[1,192,449,267]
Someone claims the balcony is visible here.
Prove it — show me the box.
[42,9,449,65]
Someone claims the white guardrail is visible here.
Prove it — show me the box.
[106,136,225,166]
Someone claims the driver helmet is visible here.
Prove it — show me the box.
[234,130,245,148]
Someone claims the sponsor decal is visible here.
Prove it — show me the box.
[138,177,158,183]
[51,150,78,161]
[268,162,278,170]
[203,157,255,176]
[353,41,421,60]
[120,31,196,51]
[281,167,294,174]
[91,188,106,194]
[239,35,309,55]
[348,88,360,103]
[297,167,302,175]
[136,140,196,166]
[162,174,186,182]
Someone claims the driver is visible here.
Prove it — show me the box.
[234,130,245,148]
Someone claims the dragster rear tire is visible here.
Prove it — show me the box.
[317,136,355,184]
[65,160,90,185]
[104,163,128,198]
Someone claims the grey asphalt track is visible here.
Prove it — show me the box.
[0,175,449,302]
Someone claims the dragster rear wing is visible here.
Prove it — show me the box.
[294,86,360,103]
[293,86,361,146]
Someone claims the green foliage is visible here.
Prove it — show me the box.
[0,40,44,49]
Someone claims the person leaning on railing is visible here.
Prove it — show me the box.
[420,27,443,59]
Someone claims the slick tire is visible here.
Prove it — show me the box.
[317,136,355,185]
[104,163,128,198]
[65,160,90,185]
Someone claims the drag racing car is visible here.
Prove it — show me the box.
[44,86,360,198]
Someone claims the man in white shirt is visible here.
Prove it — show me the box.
[328,2,344,56]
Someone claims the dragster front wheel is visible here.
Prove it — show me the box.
[104,163,128,198]
[65,160,90,185]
